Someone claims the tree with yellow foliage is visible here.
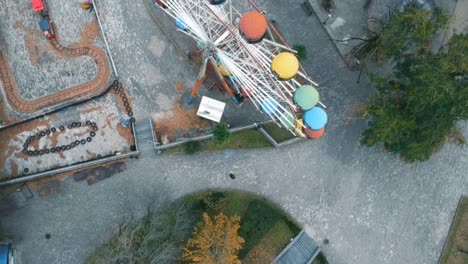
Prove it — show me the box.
[183,212,245,264]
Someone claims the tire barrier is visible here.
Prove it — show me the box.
[22,120,99,156]
[111,80,135,122]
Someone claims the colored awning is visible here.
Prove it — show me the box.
[304,107,327,130]
[294,85,319,111]
[271,52,299,80]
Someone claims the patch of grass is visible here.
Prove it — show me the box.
[312,252,329,264]
[242,220,297,264]
[440,196,468,264]
[262,122,296,143]
[203,129,271,150]
[162,129,271,154]
[239,199,283,258]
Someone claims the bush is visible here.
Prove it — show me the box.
[212,123,230,143]
[183,140,202,154]
[293,44,307,61]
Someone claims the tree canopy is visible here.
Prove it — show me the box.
[183,212,244,264]
[361,8,468,162]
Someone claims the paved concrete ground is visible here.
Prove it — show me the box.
[1,0,467,264]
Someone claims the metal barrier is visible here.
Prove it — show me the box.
[0,151,138,187]
[155,120,273,150]
[155,119,303,151]
[0,118,140,187]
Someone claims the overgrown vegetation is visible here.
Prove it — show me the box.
[358,6,468,162]
[85,198,195,264]
[85,190,316,264]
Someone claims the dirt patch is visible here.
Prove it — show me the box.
[175,81,185,93]
[153,98,209,141]
[80,105,103,115]
[73,20,101,47]
[115,123,134,144]
[13,20,23,30]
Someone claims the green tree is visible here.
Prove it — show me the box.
[351,7,447,62]
[183,212,244,264]
[362,34,468,162]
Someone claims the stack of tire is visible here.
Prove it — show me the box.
[293,85,327,139]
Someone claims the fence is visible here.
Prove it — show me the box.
[0,121,139,187]
[155,119,303,151]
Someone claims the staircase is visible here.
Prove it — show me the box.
[295,231,320,261]
[133,119,157,154]
[272,229,320,264]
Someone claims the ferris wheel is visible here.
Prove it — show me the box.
[155,0,328,138]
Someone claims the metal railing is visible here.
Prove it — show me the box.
[0,151,138,187]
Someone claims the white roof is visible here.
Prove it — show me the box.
[196,96,226,123]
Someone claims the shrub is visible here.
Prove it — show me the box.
[212,123,230,143]
[184,140,202,154]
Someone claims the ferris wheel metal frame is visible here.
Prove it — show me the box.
[155,0,326,136]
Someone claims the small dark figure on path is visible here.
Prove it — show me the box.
[45,233,51,239]
[229,173,235,179]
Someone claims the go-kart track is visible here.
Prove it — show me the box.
[0,0,110,120]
